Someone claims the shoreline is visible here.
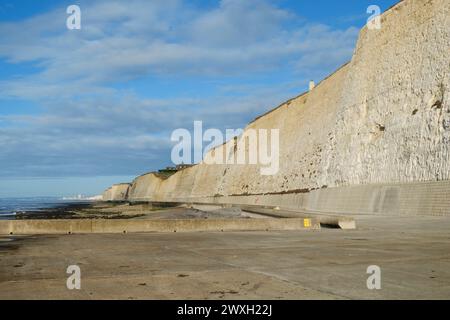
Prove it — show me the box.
[7,202,271,221]
[11,202,147,220]
[13,202,95,220]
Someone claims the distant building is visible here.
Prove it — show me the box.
[176,164,194,170]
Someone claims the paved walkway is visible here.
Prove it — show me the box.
[1,215,450,299]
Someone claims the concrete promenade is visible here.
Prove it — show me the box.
[1,214,450,299]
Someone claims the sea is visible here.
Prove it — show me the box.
[0,197,95,220]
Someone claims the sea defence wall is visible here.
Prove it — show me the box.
[0,218,320,235]
[106,0,450,216]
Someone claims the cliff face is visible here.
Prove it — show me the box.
[102,183,130,201]
[107,0,450,209]
[321,0,450,186]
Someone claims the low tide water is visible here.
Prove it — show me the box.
[0,197,81,220]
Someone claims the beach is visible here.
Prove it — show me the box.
[5,201,273,221]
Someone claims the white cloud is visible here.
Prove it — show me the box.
[0,0,359,178]
[0,0,358,89]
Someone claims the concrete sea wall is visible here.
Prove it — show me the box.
[106,0,450,216]
[0,218,319,235]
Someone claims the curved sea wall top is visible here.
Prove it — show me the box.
[105,0,450,204]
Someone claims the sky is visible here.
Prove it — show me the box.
[0,0,399,197]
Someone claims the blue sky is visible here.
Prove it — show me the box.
[0,0,399,197]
